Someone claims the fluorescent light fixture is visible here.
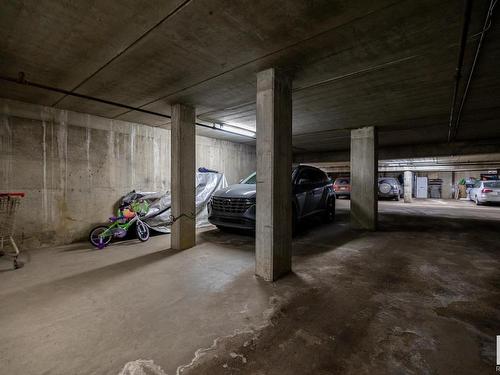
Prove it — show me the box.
[216,123,256,138]
[197,119,256,138]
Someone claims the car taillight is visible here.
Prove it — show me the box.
[482,188,493,193]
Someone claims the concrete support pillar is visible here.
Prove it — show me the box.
[404,170,413,203]
[255,68,292,281]
[171,104,196,250]
[350,126,378,230]
[440,172,453,199]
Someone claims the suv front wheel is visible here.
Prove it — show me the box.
[292,207,298,236]
[322,197,335,223]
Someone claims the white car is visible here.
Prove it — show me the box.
[469,180,500,205]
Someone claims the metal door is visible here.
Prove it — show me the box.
[416,177,428,198]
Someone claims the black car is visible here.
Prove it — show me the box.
[208,165,336,232]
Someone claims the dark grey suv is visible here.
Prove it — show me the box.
[208,165,336,232]
[378,177,403,200]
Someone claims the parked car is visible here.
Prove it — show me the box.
[378,177,402,200]
[208,165,336,232]
[469,180,500,205]
[333,177,351,198]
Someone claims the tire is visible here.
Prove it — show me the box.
[89,226,112,249]
[379,183,392,194]
[216,225,229,232]
[136,221,150,242]
[292,207,298,237]
[322,197,335,223]
[475,195,482,206]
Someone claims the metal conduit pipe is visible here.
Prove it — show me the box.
[450,0,498,141]
[447,0,473,143]
[0,72,256,139]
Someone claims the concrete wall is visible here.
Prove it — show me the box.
[415,172,453,199]
[453,170,496,182]
[0,98,255,248]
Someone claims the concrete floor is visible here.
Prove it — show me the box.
[0,199,499,374]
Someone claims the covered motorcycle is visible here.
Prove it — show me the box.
[121,169,227,233]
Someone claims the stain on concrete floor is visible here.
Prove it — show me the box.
[181,200,500,375]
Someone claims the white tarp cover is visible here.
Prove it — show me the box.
[121,171,227,233]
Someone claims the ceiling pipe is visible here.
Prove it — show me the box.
[0,72,255,139]
[447,0,473,143]
[450,0,498,141]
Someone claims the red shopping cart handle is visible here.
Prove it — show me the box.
[0,192,25,197]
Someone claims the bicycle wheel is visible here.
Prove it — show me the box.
[136,221,150,242]
[89,226,112,249]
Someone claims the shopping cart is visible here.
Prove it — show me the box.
[0,193,25,269]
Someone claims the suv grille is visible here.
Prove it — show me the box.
[211,197,255,213]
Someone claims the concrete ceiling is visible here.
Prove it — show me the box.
[1,0,499,154]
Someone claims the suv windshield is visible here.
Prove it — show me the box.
[241,172,257,184]
[240,167,324,185]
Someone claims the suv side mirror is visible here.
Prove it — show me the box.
[298,178,312,185]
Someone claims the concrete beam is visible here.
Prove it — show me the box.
[404,171,413,203]
[317,164,500,173]
[350,126,378,230]
[255,68,292,281]
[171,104,196,250]
[294,138,500,163]
[311,153,500,173]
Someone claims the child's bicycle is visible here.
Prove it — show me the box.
[89,200,150,249]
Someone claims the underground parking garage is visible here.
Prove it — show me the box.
[0,0,499,374]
